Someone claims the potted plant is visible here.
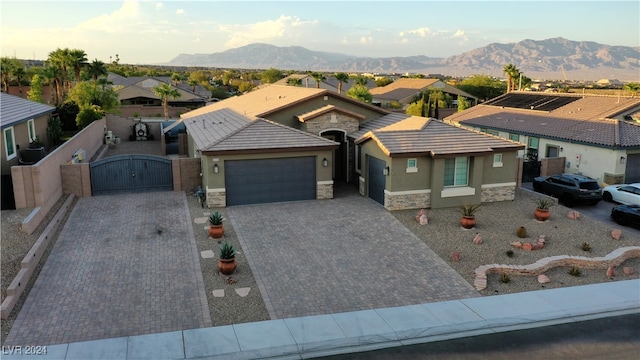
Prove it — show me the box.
[208,211,224,238]
[534,197,555,221]
[218,242,237,275]
[458,203,481,229]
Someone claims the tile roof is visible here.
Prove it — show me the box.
[348,112,410,139]
[369,78,478,102]
[356,117,524,157]
[183,107,338,153]
[297,105,365,123]
[446,92,640,148]
[0,93,55,128]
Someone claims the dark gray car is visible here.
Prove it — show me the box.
[532,173,602,207]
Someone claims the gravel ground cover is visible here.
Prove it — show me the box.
[392,188,640,296]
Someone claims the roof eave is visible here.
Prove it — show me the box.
[201,144,339,156]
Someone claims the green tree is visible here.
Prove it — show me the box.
[457,75,504,101]
[87,59,108,82]
[13,66,26,95]
[69,49,88,85]
[68,81,119,113]
[354,76,369,86]
[623,82,640,95]
[502,63,520,93]
[345,84,372,103]
[188,79,198,92]
[260,68,283,84]
[375,77,393,87]
[76,106,103,129]
[334,72,349,94]
[457,97,471,112]
[153,83,181,120]
[27,74,44,103]
[1,57,20,92]
[310,72,326,88]
[47,114,63,146]
[171,72,182,86]
[286,77,303,86]
[405,95,426,116]
[56,101,80,131]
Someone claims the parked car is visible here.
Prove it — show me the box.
[602,183,640,205]
[610,204,640,228]
[532,173,602,207]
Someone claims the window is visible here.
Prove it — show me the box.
[486,129,499,136]
[444,157,469,186]
[406,158,417,173]
[27,119,36,143]
[528,137,539,149]
[4,127,16,160]
[509,133,519,142]
[493,153,503,167]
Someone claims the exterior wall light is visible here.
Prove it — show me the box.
[213,163,219,174]
[322,158,328,167]
[383,166,390,176]
[620,156,626,164]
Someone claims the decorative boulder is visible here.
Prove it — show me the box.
[415,209,428,225]
[538,274,550,284]
[611,229,622,240]
[567,210,581,220]
[623,267,634,275]
[606,266,616,278]
[451,251,461,262]
[510,241,523,249]
[472,233,483,245]
[522,242,533,251]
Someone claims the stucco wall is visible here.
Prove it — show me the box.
[1,113,50,175]
[105,114,166,142]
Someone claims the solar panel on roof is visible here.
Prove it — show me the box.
[485,93,580,111]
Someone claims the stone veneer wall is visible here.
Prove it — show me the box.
[384,191,431,211]
[481,184,516,203]
[317,182,334,200]
[302,113,359,135]
[206,188,226,208]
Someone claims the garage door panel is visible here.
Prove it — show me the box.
[225,157,317,206]
[626,154,640,183]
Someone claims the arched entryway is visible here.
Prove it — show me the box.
[320,129,347,182]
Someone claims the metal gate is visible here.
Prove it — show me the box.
[90,155,173,196]
[522,161,541,183]
[368,156,386,205]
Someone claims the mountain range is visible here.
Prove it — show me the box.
[166,37,639,81]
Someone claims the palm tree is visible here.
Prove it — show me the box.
[42,64,62,105]
[0,57,16,93]
[310,72,325,88]
[13,66,26,95]
[153,83,181,120]
[286,77,302,87]
[48,48,72,98]
[69,49,88,84]
[188,79,198,92]
[355,76,369,86]
[334,72,349,94]
[171,73,181,86]
[87,59,108,82]
[502,64,515,93]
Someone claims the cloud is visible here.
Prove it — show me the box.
[176,9,185,15]
[221,15,319,49]
[155,2,164,11]
[360,36,372,44]
[77,1,141,33]
[407,27,433,38]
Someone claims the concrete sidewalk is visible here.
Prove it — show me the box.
[2,280,638,359]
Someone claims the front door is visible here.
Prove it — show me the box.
[368,156,386,205]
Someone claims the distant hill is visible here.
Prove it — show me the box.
[166,38,640,81]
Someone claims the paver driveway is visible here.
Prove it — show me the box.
[5,192,211,346]
[227,186,481,320]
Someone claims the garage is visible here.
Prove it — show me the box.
[225,157,317,206]
[625,153,640,183]
[368,156,386,205]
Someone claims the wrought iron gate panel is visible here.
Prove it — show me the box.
[90,155,172,196]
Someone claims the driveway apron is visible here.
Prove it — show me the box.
[227,188,480,320]
[5,192,211,346]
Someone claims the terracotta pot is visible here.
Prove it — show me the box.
[208,224,224,238]
[218,258,237,275]
[460,216,476,229]
[534,208,550,222]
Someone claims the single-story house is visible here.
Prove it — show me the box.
[1,93,56,209]
[112,75,208,118]
[369,78,478,111]
[354,116,525,210]
[275,74,377,94]
[180,84,525,210]
[445,92,640,184]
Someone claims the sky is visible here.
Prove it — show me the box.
[1,0,639,65]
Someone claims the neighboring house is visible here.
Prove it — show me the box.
[369,78,478,111]
[180,84,524,210]
[0,93,55,209]
[111,75,208,118]
[445,92,640,184]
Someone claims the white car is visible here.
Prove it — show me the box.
[602,183,640,205]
